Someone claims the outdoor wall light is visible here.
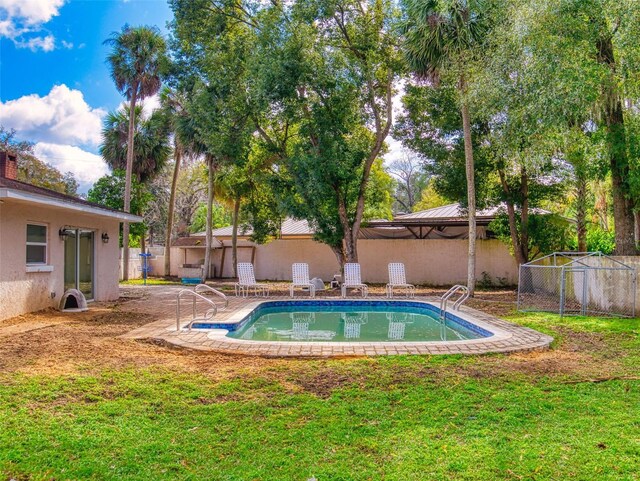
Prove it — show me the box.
[101,232,110,244]
[59,228,70,240]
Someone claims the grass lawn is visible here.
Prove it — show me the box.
[0,307,638,480]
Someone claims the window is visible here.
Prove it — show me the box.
[26,224,47,265]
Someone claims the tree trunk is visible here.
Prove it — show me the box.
[596,33,637,255]
[336,196,358,263]
[576,173,588,252]
[330,246,346,273]
[140,230,146,254]
[506,200,527,265]
[345,240,356,263]
[165,144,181,277]
[203,154,215,281]
[342,73,394,266]
[519,166,529,261]
[498,167,527,266]
[121,90,138,281]
[609,143,636,254]
[460,95,476,296]
[232,196,240,278]
[594,180,609,231]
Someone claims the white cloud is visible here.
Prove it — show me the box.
[120,93,162,119]
[0,0,66,51]
[34,142,109,192]
[15,34,55,52]
[384,136,405,166]
[0,84,106,148]
[382,84,407,167]
[0,0,65,25]
[141,94,162,117]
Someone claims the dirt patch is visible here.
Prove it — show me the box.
[0,300,290,377]
[455,333,624,381]
[0,286,628,386]
[481,350,596,377]
[467,292,518,318]
[555,327,608,353]
[294,369,360,399]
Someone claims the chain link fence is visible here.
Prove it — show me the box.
[517,252,637,318]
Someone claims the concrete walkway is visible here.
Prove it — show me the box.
[120,285,553,358]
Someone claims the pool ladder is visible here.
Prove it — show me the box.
[176,284,228,331]
[440,285,470,321]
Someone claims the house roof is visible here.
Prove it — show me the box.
[196,218,314,238]
[394,203,502,221]
[172,236,223,248]
[175,204,562,246]
[370,203,557,228]
[0,177,143,222]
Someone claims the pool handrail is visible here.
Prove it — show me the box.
[195,283,229,310]
[440,285,470,320]
[176,289,218,331]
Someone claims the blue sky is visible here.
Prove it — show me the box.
[0,0,173,192]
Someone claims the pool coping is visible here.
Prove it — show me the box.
[124,296,553,357]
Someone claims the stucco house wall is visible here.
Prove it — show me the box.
[166,238,518,285]
[0,201,121,321]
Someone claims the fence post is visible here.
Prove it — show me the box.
[632,270,637,318]
[581,269,587,316]
[559,266,566,319]
[516,264,522,312]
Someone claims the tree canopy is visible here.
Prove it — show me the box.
[87,0,640,270]
[0,127,79,196]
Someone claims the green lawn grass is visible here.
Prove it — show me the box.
[1,313,638,480]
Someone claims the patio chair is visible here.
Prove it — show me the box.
[235,262,269,297]
[341,263,369,298]
[386,262,416,298]
[290,263,316,298]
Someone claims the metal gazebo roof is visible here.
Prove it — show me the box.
[522,252,635,271]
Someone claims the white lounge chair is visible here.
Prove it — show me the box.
[235,262,269,297]
[341,263,368,298]
[386,262,415,298]
[290,263,316,298]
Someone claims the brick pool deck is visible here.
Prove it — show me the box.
[120,285,553,357]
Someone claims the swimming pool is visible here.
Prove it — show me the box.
[191,300,493,343]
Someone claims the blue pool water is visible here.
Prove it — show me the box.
[191,301,492,343]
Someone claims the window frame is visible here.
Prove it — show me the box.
[26,222,48,266]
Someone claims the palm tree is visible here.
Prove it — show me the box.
[402,0,487,296]
[100,105,171,251]
[105,24,167,280]
[100,106,171,183]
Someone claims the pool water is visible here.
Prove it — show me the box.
[212,301,490,343]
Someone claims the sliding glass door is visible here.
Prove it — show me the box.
[64,229,94,300]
